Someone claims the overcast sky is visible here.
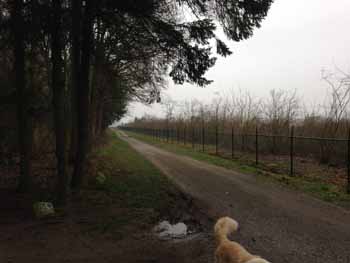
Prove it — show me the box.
[118,0,350,124]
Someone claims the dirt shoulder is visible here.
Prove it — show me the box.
[0,131,213,263]
[120,131,350,263]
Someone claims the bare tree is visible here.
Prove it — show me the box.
[321,68,350,137]
[161,97,177,141]
[211,95,222,131]
[318,68,350,163]
[262,88,299,135]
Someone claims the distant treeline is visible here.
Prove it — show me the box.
[128,73,350,164]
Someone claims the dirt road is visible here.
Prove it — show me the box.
[119,131,350,263]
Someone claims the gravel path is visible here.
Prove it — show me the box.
[119,131,350,263]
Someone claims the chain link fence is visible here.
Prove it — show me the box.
[122,126,350,194]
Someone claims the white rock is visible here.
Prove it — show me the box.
[96,172,106,185]
[169,222,187,237]
[33,202,55,218]
[154,221,187,238]
[154,220,171,232]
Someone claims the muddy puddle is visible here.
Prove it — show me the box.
[153,183,211,242]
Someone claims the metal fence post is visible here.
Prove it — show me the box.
[202,125,205,152]
[177,127,179,144]
[184,126,186,145]
[272,134,276,154]
[290,126,294,177]
[215,125,218,155]
[255,126,259,165]
[241,133,244,152]
[231,126,234,159]
[192,126,195,149]
[347,128,350,194]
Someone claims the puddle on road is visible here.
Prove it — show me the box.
[153,220,203,242]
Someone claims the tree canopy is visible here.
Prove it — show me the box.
[0,0,273,204]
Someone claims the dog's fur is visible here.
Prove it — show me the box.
[214,217,271,263]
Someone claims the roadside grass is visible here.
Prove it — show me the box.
[125,131,350,208]
[95,131,174,209]
[80,130,180,238]
[125,132,258,173]
[257,171,350,206]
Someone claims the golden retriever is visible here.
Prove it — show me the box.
[214,217,271,263]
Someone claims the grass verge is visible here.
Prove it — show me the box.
[93,131,175,210]
[80,130,184,239]
[125,131,350,208]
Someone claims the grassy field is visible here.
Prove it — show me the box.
[125,131,350,208]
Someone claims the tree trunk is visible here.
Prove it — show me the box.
[52,0,68,205]
[96,100,104,136]
[71,0,94,190]
[90,44,103,142]
[69,0,82,165]
[89,57,98,145]
[13,0,32,192]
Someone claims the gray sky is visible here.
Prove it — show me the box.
[119,0,350,124]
